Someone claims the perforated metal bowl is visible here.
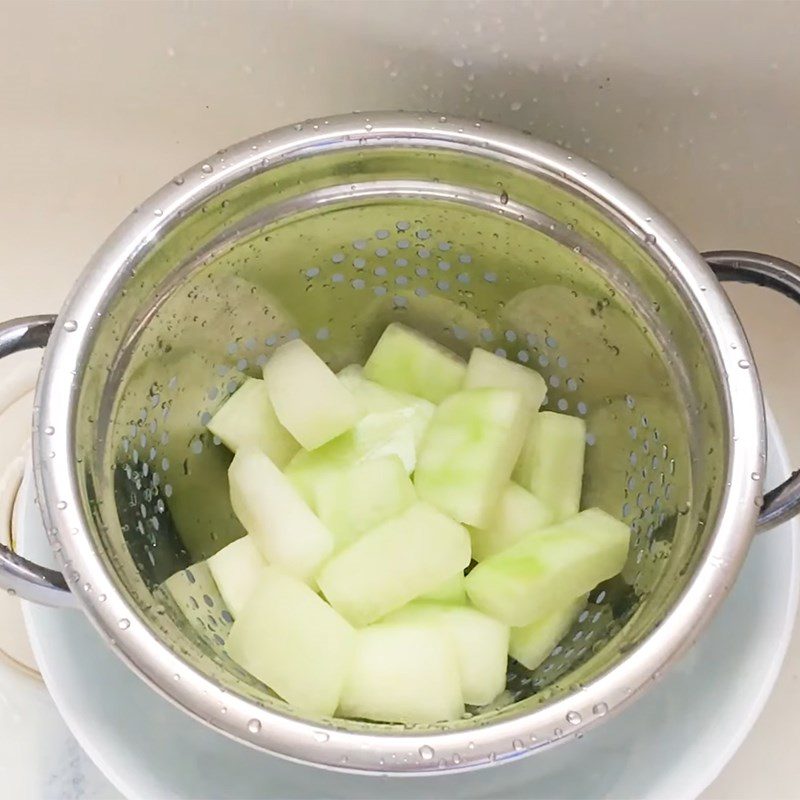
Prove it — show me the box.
[2,112,800,774]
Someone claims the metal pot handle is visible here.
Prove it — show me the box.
[705,250,800,532]
[0,315,77,607]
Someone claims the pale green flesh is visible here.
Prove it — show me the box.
[228,447,334,583]
[363,322,466,403]
[206,535,266,618]
[338,621,464,724]
[414,388,529,527]
[263,339,358,450]
[284,401,434,502]
[339,363,437,469]
[463,348,547,414]
[418,572,467,604]
[283,435,356,506]
[514,411,587,522]
[227,567,355,717]
[338,364,435,417]
[509,595,587,670]
[317,502,471,626]
[385,603,509,707]
[312,455,417,552]
[468,482,555,561]
[206,378,300,468]
[349,406,434,471]
[465,508,630,626]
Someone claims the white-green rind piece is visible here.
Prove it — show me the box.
[317,502,471,626]
[465,508,630,626]
[206,535,266,618]
[312,455,417,551]
[514,411,586,521]
[468,482,555,561]
[464,348,547,414]
[338,364,435,417]
[385,603,510,706]
[338,620,464,723]
[227,567,355,717]
[228,447,333,583]
[206,377,299,467]
[418,572,467,604]
[263,339,358,450]
[414,388,529,527]
[509,596,587,670]
[363,322,466,403]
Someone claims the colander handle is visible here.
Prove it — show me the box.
[705,250,800,532]
[0,315,77,608]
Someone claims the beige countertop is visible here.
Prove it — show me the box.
[1,2,798,797]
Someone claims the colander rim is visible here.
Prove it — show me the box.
[32,110,764,774]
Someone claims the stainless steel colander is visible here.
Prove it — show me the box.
[2,112,800,774]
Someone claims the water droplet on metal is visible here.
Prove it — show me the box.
[173,176,185,185]
[314,731,330,743]
[118,618,130,630]
[63,320,78,332]
[738,359,750,369]
[153,208,163,217]
[751,472,761,481]
[201,164,213,174]
[56,500,67,510]
[566,710,582,725]
[98,593,107,602]
[44,426,55,435]
[248,718,261,733]
[419,745,434,760]
[499,190,509,205]
[512,738,524,751]
[452,753,462,764]
[644,233,656,245]
[593,702,608,716]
